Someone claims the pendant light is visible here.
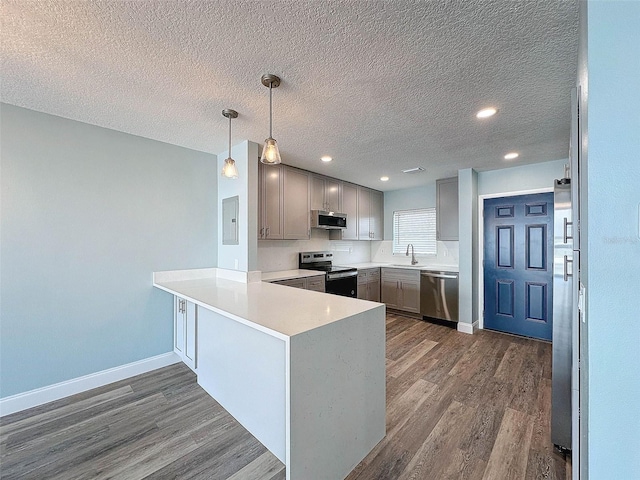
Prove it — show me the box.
[260,73,282,165]
[221,108,239,179]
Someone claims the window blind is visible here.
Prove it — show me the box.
[392,208,437,255]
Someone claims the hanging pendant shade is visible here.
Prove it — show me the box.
[260,74,282,165]
[221,108,239,179]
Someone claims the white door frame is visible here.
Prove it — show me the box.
[477,187,554,330]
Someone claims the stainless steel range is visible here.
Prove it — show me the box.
[299,251,357,297]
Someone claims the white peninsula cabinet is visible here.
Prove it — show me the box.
[174,297,197,372]
[381,268,420,314]
[154,269,385,480]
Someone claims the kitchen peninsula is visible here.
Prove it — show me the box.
[153,268,386,480]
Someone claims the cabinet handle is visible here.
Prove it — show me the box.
[266,227,270,237]
[260,227,264,238]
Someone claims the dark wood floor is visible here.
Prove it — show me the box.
[1,313,568,479]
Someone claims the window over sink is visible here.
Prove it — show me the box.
[392,208,437,255]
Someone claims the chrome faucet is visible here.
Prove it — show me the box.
[406,244,418,265]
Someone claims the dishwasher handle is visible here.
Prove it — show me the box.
[420,272,458,280]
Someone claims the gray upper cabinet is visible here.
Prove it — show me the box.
[311,174,341,212]
[436,177,459,241]
[358,187,384,240]
[258,163,284,239]
[262,163,382,241]
[259,164,310,240]
[283,167,310,239]
[370,189,384,240]
[341,182,359,240]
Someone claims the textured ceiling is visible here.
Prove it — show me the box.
[1,0,578,190]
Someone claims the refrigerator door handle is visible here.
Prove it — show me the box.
[563,217,573,244]
[564,255,574,281]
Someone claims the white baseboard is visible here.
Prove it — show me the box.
[0,352,181,417]
[457,320,479,335]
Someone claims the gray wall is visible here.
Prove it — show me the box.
[0,105,217,398]
[585,2,640,478]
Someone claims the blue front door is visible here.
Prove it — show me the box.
[484,193,554,341]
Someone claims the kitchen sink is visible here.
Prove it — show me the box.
[389,264,423,269]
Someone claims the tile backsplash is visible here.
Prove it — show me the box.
[370,240,459,267]
[257,230,458,272]
[258,230,371,272]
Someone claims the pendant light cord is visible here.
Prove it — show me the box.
[228,114,232,155]
[269,83,273,138]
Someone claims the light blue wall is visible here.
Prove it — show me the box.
[383,183,436,240]
[586,2,640,477]
[458,168,478,326]
[0,105,217,398]
[217,141,260,272]
[478,159,567,195]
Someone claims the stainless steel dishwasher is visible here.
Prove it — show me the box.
[420,270,459,323]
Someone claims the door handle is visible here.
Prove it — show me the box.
[421,273,458,280]
[564,218,573,243]
[563,255,573,281]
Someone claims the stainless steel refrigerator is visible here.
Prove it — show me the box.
[551,88,582,457]
[552,177,574,452]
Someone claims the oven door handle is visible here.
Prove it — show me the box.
[327,271,358,280]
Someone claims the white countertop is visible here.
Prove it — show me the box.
[154,270,383,340]
[261,269,326,282]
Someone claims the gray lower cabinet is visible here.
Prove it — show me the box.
[272,276,325,292]
[357,268,381,301]
[436,176,459,241]
[174,297,197,372]
[381,268,420,314]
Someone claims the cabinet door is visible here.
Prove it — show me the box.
[306,276,325,292]
[283,167,310,239]
[310,175,326,211]
[274,278,306,289]
[399,280,420,313]
[184,301,197,371]
[357,270,368,299]
[368,277,381,302]
[369,189,384,240]
[174,297,185,354]
[436,177,459,241]
[381,278,400,308]
[341,183,359,240]
[325,179,341,212]
[262,164,284,239]
[358,187,371,240]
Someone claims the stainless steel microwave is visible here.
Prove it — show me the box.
[310,210,347,229]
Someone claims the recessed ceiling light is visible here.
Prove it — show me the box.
[380,176,389,182]
[321,156,332,162]
[504,152,519,160]
[476,107,497,119]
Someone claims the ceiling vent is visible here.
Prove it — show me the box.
[402,167,425,174]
